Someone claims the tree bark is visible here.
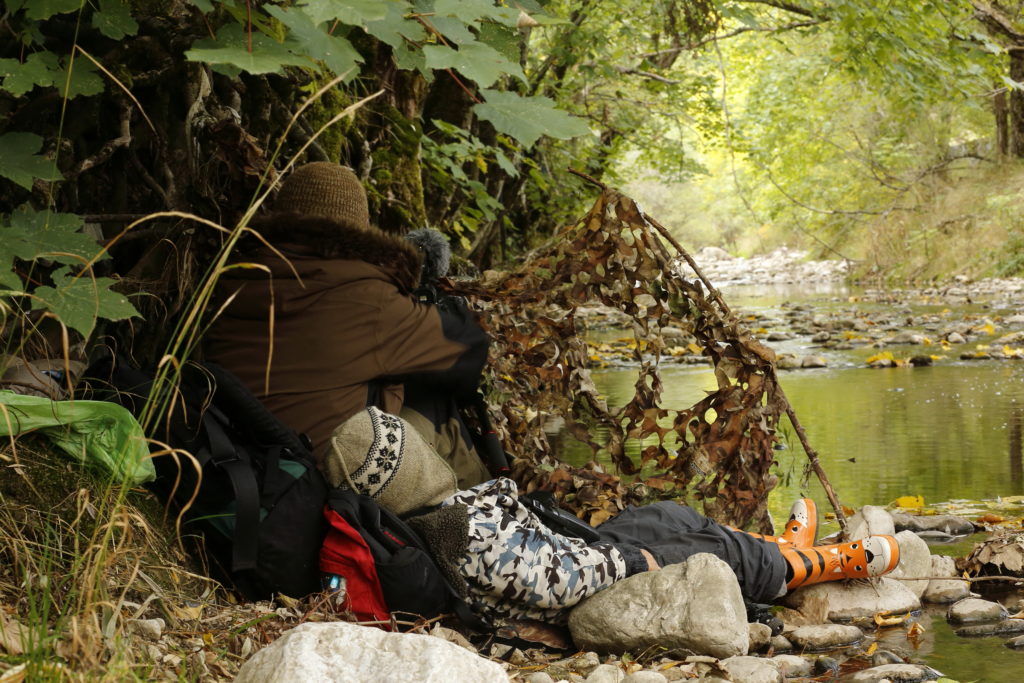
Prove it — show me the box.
[1010,50,1024,157]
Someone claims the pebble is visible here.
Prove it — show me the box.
[1005,634,1024,649]
[871,649,905,665]
[720,655,783,683]
[768,654,812,677]
[955,619,1024,637]
[126,618,164,642]
[621,672,667,683]
[571,651,601,675]
[769,635,792,652]
[525,673,555,683]
[585,663,625,683]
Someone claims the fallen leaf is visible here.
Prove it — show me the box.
[892,495,924,509]
[874,612,911,627]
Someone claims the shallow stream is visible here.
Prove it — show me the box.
[551,281,1024,680]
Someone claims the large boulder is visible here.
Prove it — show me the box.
[891,530,932,598]
[947,597,1008,625]
[783,578,920,621]
[891,513,975,537]
[569,553,748,658]
[233,622,508,683]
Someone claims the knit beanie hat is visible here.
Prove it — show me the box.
[275,162,372,231]
[325,407,458,515]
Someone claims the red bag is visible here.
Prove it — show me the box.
[319,507,390,623]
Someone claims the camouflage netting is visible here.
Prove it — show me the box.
[455,187,789,532]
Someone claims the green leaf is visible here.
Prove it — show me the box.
[93,0,139,40]
[0,52,58,96]
[364,1,425,52]
[476,21,520,63]
[32,267,139,339]
[433,0,518,27]
[423,41,525,87]
[0,205,99,264]
[23,0,83,20]
[189,0,214,11]
[474,90,591,148]
[265,5,363,78]
[0,133,62,189]
[57,56,104,98]
[298,0,391,26]
[428,16,475,44]
[186,24,309,75]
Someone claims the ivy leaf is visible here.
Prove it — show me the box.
[474,90,591,148]
[57,57,104,98]
[423,41,525,87]
[298,0,390,26]
[476,21,520,63]
[186,24,309,75]
[0,52,58,96]
[0,133,62,189]
[265,5,363,78]
[93,0,139,40]
[23,0,83,20]
[189,0,214,11]
[428,16,475,44]
[32,267,140,339]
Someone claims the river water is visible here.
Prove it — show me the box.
[551,281,1024,680]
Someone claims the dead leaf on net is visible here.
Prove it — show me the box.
[0,613,25,655]
[0,664,26,683]
[170,601,204,621]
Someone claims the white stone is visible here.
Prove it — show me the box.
[947,597,1008,625]
[783,578,920,621]
[748,623,772,652]
[127,617,164,642]
[847,506,896,540]
[787,624,864,650]
[891,530,932,598]
[233,622,507,683]
[621,672,668,683]
[768,654,813,678]
[585,664,625,683]
[569,554,748,659]
[525,673,556,683]
[922,555,969,604]
[719,655,784,683]
[845,663,938,682]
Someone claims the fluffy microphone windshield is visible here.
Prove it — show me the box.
[406,228,451,285]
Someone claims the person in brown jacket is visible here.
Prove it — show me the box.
[204,162,491,487]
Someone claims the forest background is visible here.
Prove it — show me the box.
[2,0,1024,679]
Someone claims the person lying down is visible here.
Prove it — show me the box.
[326,407,900,625]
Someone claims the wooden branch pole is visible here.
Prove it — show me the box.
[568,168,850,535]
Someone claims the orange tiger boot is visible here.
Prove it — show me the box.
[733,499,818,546]
[781,535,901,589]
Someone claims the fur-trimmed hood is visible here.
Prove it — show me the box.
[245,212,423,292]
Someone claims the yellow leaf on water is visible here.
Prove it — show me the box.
[982,322,996,336]
[866,351,895,364]
[893,495,924,509]
[866,642,878,655]
[906,621,925,637]
[874,612,911,627]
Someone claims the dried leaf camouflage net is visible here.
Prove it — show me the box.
[455,188,790,531]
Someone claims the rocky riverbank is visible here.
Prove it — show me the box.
[222,504,1019,683]
[583,247,1024,371]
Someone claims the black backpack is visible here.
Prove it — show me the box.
[81,355,328,600]
[322,487,490,630]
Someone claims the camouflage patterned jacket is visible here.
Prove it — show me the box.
[443,478,645,624]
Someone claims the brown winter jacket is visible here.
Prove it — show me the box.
[203,213,489,465]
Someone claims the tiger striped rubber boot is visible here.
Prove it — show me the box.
[732,499,818,546]
[782,535,901,589]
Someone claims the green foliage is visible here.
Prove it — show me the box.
[475,89,592,149]
[0,50,103,99]
[92,0,138,40]
[0,206,140,337]
[0,132,61,190]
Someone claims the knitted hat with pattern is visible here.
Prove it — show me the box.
[325,407,458,515]
[275,162,371,231]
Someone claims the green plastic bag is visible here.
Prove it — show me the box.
[0,390,156,485]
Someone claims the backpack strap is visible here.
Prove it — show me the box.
[200,410,261,572]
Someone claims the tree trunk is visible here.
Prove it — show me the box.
[995,86,1009,156]
[1009,50,1024,157]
